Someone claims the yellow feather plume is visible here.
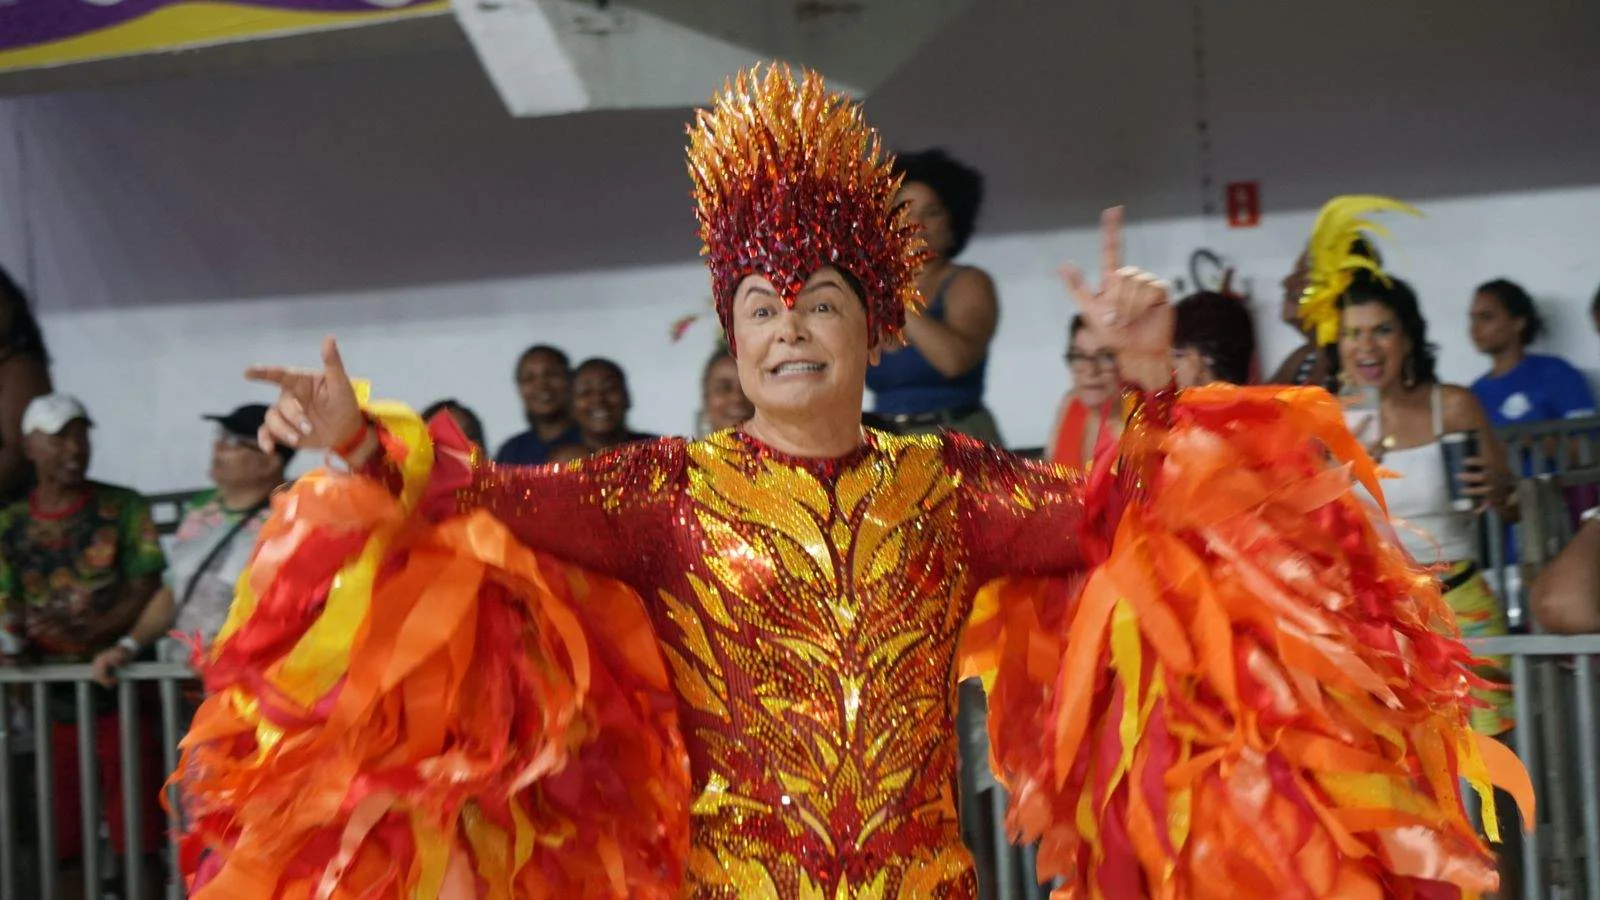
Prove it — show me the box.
[1300,195,1421,345]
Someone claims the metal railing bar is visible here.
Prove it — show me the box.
[1510,653,1543,900]
[75,682,99,897]
[32,682,53,900]
[119,678,143,900]
[159,678,184,900]
[1537,660,1578,890]
[1573,654,1600,900]
[1497,416,1600,441]
[1470,635,1600,656]
[0,686,14,900]
[0,663,195,685]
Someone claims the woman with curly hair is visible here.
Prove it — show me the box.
[867,149,1004,443]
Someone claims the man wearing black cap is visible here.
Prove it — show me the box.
[92,404,293,683]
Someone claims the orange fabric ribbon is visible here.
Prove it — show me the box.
[962,384,1533,899]
[175,408,689,899]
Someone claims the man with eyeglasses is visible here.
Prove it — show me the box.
[92,404,294,684]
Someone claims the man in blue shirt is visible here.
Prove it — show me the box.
[493,344,582,464]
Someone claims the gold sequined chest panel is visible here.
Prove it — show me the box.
[660,431,978,899]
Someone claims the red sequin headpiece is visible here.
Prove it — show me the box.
[687,64,928,351]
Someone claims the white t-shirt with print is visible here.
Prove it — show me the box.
[156,492,268,663]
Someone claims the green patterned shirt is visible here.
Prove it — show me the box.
[0,481,167,662]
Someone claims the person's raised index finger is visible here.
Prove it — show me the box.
[1100,206,1124,279]
[244,365,291,385]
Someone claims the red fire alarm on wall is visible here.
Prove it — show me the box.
[1225,181,1261,228]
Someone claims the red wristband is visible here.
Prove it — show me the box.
[333,417,372,459]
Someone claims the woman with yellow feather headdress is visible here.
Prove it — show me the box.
[1311,200,1520,704]
[1270,196,1407,388]
[179,68,1527,898]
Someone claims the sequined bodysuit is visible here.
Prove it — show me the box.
[450,428,1085,898]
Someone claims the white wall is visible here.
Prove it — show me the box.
[3,0,1599,491]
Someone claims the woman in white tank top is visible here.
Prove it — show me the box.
[1335,270,1519,737]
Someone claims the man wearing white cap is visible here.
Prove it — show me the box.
[0,392,167,895]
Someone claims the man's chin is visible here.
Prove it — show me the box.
[751,394,843,420]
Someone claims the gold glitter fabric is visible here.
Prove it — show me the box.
[457,428,1088,898]
[687,64,928,351]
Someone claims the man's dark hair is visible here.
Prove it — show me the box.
[516,344,570,377]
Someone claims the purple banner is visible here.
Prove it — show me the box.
[0,0,438,53]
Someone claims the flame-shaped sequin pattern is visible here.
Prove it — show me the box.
[460,429,1088,898]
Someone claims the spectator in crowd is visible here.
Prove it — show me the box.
[866,149,1003,442]
[0,394,166,897]
[422,398,486,450]
[0,267,54,504]
[548,358,657,462]
[1269,239,1379,389]
[1530,509,1600,634]
[698,348,752,434]
[1267,252,1330,387]
[1336,272,1526,895]
[1171,290,1257,387]
[91,404,293,686]
[1593,283,1600,335]
[1469,278,1596,428]
[1333,272,1517,734]
[1044,315,1122,467]
[495,345,580,465]
[1469,279,1596,564]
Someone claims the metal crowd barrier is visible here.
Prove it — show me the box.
[1471,634,1600,900]
[3,424,1594,899]
[1480,415,1600,628]
[0,651,1588,900]
[0,662,194,900]
[1497,415,1600,479]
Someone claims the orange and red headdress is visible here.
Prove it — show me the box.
[687,64,928,351]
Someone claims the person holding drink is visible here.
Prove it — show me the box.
[1317,200,1526,895]
[1307,197,1518,738]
